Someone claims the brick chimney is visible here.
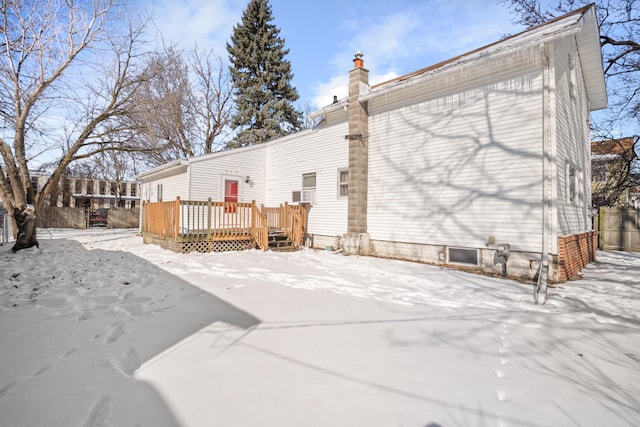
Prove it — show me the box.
[344,51,370,256]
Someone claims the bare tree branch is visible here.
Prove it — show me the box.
[0,0,156,250]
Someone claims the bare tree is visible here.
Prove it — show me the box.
[300,100,323,130]
[0,0,153,252]
[500,1,639,135]
[500,1,639,208]
[131,46,195,166]
[132,45,232,168]
[592,136,640,207]
[190,48,233,155]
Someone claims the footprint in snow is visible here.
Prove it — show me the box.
[0,381,17,399]
[495,322,511,404]
[77,311,95,322]
[110,347,141,376]
[83,394,111,427]
[105,321,125,344]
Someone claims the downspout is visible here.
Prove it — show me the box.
[536,42,555,304]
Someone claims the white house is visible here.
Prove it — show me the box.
[138,5,606,282]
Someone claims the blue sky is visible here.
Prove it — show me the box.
[147,0,525,110]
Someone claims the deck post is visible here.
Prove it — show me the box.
[207,198,212,240]
[174,196,180,239]
[251,200,256,238]
[283,202,289,231]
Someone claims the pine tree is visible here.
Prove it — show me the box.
[226,0,301,148]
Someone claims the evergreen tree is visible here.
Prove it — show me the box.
[226,0,301,148]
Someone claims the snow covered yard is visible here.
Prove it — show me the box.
[0,229,639,427]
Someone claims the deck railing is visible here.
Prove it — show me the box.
[142,198,306,251]
[283,203,306,246]
[251,203,269,250]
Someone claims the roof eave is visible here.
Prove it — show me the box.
[575,5,608,111]
[308,98,348,119]
[135,159,189,181]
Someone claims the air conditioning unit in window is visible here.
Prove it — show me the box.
[291,189,315,204]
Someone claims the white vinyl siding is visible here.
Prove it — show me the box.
[265,121,349,236]
[553,36,592,235]
[189,145,266,204]
[142,173,187,203]
[367,56,546,253]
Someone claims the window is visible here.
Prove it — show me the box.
[567,163,576,204]
[86,180,94,194]
[338,168,348,197]
[592,161,607,183]
[302,173,316,189]
[110,182,117,196]
[448,248,479,266]
[224,179,238,213]
[99,181,106,195]
[300,172,317,204]
[130,184,136,197]
[74,180,82,193]
[569,55,576,99]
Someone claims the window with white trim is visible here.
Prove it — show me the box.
[302,172,316,189]
[566,163,576,205]
[338,168,348,197]
[300,172,316,204]
[569,55,577,99]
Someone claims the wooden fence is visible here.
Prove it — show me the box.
[142,198,306,251]
[598,207,640,251]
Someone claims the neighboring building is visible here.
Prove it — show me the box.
[591,137,639,208]
[138,5,606,282]
[29,172,140,210]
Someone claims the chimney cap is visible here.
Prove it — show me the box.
[353,50,364,68]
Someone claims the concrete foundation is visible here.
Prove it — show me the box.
[343,233,370,256]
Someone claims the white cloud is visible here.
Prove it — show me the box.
[148,0,243,52]
[311,74,348,109]
[309,0,519,110]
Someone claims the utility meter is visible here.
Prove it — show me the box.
[497,243,511,260]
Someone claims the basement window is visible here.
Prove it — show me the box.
[448,247,479,266]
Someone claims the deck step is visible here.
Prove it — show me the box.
[267,230,299,252]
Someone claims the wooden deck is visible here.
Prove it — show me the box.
[141,198,307,253]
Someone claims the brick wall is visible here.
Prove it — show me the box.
[557,231,598,281]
